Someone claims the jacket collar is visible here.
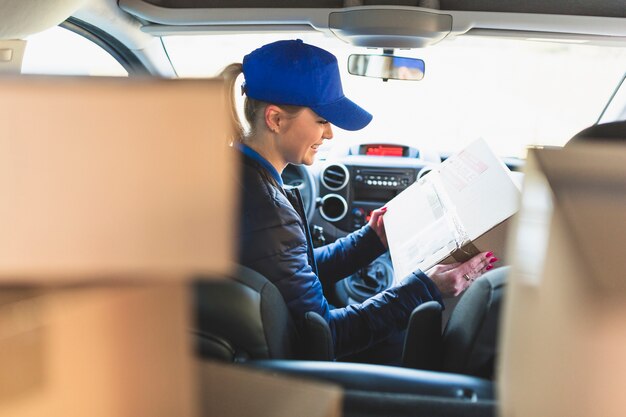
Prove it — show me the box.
[236,143,283,187]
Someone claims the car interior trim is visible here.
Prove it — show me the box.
[62,17,150,76]
[140,23,319,35]
[246,359,495,400]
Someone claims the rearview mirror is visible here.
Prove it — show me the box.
[348,54,425,81]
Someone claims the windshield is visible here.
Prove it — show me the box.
[163,32,626,158]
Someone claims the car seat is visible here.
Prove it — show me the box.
[566,120,626,146]
[194,265,334,362]
[402,266,509,379]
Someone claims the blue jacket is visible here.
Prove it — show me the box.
[237,148,443,358]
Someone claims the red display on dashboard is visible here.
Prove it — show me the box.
[364,145,405,157]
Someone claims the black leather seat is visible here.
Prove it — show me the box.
[194,265,334,362]
[402,266,508,379]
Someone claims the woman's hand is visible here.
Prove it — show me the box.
[426,251,498,297]
[368,206,388,248]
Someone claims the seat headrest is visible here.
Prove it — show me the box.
[442,266,509,379]
[567,120,626,146]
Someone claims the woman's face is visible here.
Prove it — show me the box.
[277,107,333,166]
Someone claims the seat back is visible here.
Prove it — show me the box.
[441,266,508,379]
[194,265,297,361]
[403,266,508,379]
[566,120,626,146]
[194,265,334,361]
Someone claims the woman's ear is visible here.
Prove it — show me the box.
[264,105,282,133]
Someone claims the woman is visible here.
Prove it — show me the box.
[222,39,496,360]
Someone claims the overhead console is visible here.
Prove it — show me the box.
[329,7,452,48]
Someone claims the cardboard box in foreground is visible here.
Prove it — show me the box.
[0,76,238,416]
[499,143,626,417]
[199,361,342,417]
[385,139,521,281]
[0,284,197,417]
[0,76,235,283]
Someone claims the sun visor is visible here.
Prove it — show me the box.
[329,8,452,48]
[0,0,86,39]
[533,144,626,292]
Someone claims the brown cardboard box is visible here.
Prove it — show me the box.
[199,361,342,417]
[499,144,626,417]
[385,139,521,281]
[0,76,235,283]
[0,284,197,417]
[441,217,513,265]
[0,76,237,415]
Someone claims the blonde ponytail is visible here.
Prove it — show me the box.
[219,63,245,144]
[219,63,305,144]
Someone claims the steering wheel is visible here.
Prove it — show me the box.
[282,164,317,220]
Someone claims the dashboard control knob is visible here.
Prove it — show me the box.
[352,208,366,218]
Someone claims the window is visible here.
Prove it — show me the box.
[164,33,626,157]
[22,26,127,77]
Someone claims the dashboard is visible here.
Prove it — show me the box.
[312,143,440,235]
[283,143,440,306]
[318,161,419,231]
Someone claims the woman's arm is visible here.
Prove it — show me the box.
[314,224,386,286]
[314,207,388,285]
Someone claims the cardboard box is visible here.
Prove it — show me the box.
[0,284,197,417]
[499,143,626,417]
[199,361,342,417]
[0,76,236,283]
[0,76,240,415]
[385,139,521,281]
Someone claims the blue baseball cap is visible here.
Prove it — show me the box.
[242,39,373,131]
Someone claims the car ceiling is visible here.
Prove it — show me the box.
[116,0,626,49]
[3,0,625,41]
[138,0,626,18]
[1,0,624,76]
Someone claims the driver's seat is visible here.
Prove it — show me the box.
[194,265,334,362]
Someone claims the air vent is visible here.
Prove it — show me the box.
[319,194,348,223]
[321,164,349,191]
